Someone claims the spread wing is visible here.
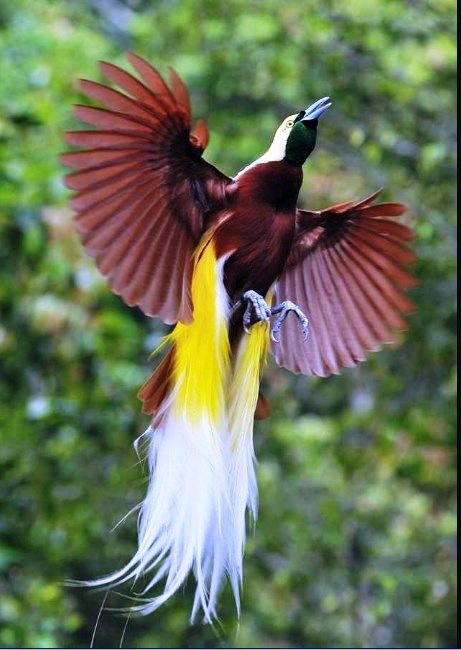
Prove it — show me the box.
[61,52,231,324]
[271,190,417,376]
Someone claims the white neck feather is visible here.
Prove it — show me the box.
[235,114,298,178]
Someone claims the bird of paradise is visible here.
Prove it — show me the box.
[61,53,416,622]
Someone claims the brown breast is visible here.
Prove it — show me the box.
[213,160,303,301]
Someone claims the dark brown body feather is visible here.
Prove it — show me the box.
[215,161,301,301]
[139,161,303,417]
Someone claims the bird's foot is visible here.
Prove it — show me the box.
[241,291,309,343]
[242,290,272,334]
[270,300,309,343]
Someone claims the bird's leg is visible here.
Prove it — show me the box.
[270,300,309,343]
[240,291,309,343]
[241,290,272,334]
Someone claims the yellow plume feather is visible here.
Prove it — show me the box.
[169,237,230,425]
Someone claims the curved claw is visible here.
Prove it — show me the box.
[242,290,272,335]
[270,300,309,344]
[241,292,309,343]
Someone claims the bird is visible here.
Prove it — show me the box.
[61,52,416,622]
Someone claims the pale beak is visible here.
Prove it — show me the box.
[300,97,332,122]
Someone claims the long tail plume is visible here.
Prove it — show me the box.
[79,238,270,622]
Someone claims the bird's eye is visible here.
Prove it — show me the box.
[286,120,294,128]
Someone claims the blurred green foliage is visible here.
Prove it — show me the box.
[0,0,456,647]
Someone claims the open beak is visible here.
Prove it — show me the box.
[300,96,331,122]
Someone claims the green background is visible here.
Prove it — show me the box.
[0,0,456,647]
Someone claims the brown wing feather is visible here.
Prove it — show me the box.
[61,53,231,324]
[272,191,417,376]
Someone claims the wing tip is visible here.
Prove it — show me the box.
[126,50,148,70]
[59,151,74,168]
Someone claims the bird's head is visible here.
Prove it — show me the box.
[269,97,331,166]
